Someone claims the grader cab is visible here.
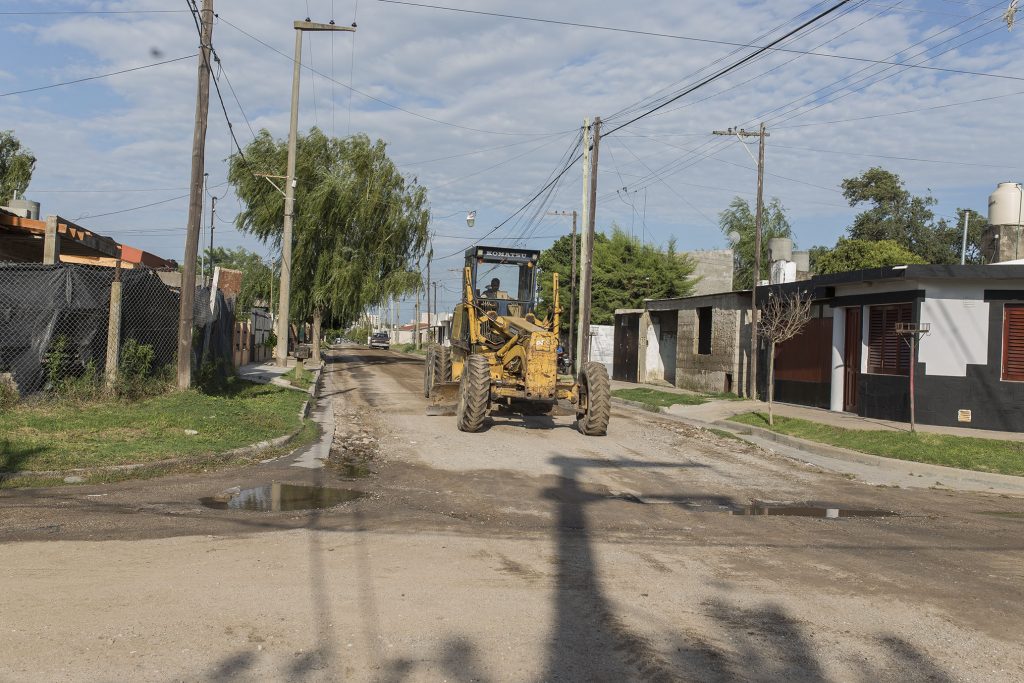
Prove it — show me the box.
[424,245,610,435]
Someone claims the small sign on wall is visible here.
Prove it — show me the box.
[957,409,972,423]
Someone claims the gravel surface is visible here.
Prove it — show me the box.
[2,346,1022,682]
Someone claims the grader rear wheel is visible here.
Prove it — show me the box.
[576,361,610,436]
[456,354,490,433]
[434,345,452,385]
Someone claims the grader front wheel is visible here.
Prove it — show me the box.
[456,354,490,433]
[576,361,611,436]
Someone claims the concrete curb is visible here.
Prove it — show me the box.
[721,419,1024,494]
[610,396,1024,496]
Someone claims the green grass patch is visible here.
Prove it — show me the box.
[729,412,1024,477]
[392,343,427,355]
[612,387,708,408]
[284,364,313,389]
[0,381,308,475]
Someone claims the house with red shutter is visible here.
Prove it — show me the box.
[756,264,1024,432]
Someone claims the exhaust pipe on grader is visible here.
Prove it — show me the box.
[424,246,610,435]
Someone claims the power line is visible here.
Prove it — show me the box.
[775,87,1024,128]
[0,54,195,98]
[217,13,570,137]
[769,142,1024,169]
[0,9,190,14]
[377,0,1023,83]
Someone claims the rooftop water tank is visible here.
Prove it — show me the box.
[988,182,1023,227]
[767,237,792,262]
[4,197,40,220]
[792,250,810,273]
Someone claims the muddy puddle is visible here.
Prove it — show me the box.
[732,502,895,518]
[200,482,365,512]
[609,492,895,518]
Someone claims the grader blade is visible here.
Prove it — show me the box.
[426,382,460,416]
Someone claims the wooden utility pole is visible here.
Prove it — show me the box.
[578,116,601,369]
[547,210,578,363]
[414,276,421,350]
[276,19,356,367]
[575,119,591,373]
[177,0,213,390]
[713,123,768,399]
[426,253,432,342]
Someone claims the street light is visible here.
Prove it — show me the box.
[466,210,476,228]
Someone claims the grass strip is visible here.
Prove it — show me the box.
[0,380,308,474]
[285,364,313,389]
[612,387,708,408]
[729,412,1024,477]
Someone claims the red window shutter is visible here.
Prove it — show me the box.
[1004,305,1024,381]
[867,303,912,375]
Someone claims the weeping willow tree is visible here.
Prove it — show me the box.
[228,128,429,357]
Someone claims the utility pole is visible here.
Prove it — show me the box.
[575,118,592,373]
[276,18,356,367]
[432,281,439,342]
[177,0,213,390]
[713,123,768,399]
[960,210,970,265]
[415,276,421,350]
[578,116,601,369]
[426,253,432,343]
[547,210,578,364]
[208,195,216,283]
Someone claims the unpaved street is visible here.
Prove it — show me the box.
[2,346,1024,682]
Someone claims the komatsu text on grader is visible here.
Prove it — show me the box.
[424,246,610,435]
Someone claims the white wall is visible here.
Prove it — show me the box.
[918,282,990,377]
[588,324,614,374]
[644,317,663,382]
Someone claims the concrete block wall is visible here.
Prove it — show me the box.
[672,293,750,396]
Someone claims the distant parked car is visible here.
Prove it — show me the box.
[333,337,341,344]
[369,332,390,350]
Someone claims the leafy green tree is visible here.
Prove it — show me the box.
[538,226,695,332]
[718,196,793,290]
[936,208,988,264]
[814,238,926,274]
[228,128,429,354]
[0,131,35,202]
[197,246,275,317]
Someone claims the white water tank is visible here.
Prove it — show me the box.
[767,237,793,262]
[988,182,1023,227]
[792,250,810,273]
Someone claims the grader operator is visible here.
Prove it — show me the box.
[424,246,610,435]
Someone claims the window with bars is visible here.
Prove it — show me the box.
[866,303,912,375]
[1003,304,1024,382]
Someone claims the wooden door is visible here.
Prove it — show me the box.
[613,314,640,382]
[843,307,861,412]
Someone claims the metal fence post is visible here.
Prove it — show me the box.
[104,262,123,392]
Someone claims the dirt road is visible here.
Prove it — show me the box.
[2,346,1023,682]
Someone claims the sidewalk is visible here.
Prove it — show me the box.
[610,379,1024,442]
[610,379,1024,496]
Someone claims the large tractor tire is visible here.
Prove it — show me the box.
[576,361,611,436]
[423,346,436,398]
[423,345,452,398]
[434,345,452,385]
[456,354,491,433]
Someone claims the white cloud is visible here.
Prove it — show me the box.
[2,0,1022,305]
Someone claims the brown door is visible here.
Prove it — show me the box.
[843,307,861,412]
[613,314,639,382]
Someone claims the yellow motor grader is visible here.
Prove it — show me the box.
[424,245,610,435]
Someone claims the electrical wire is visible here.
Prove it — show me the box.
[217,13,572,137]
[0,9,189,14]
[377,0,1022,82]
[0,54,196,98]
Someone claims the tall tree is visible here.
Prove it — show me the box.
[539,226,695,332]
[841,167,958,264]
[0,131,35,203]
[228,128,429,352]
[718,196,793,289]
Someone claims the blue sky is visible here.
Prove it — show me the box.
[2,0,1023,317]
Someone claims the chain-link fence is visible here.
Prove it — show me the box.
[0,262,234,399]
